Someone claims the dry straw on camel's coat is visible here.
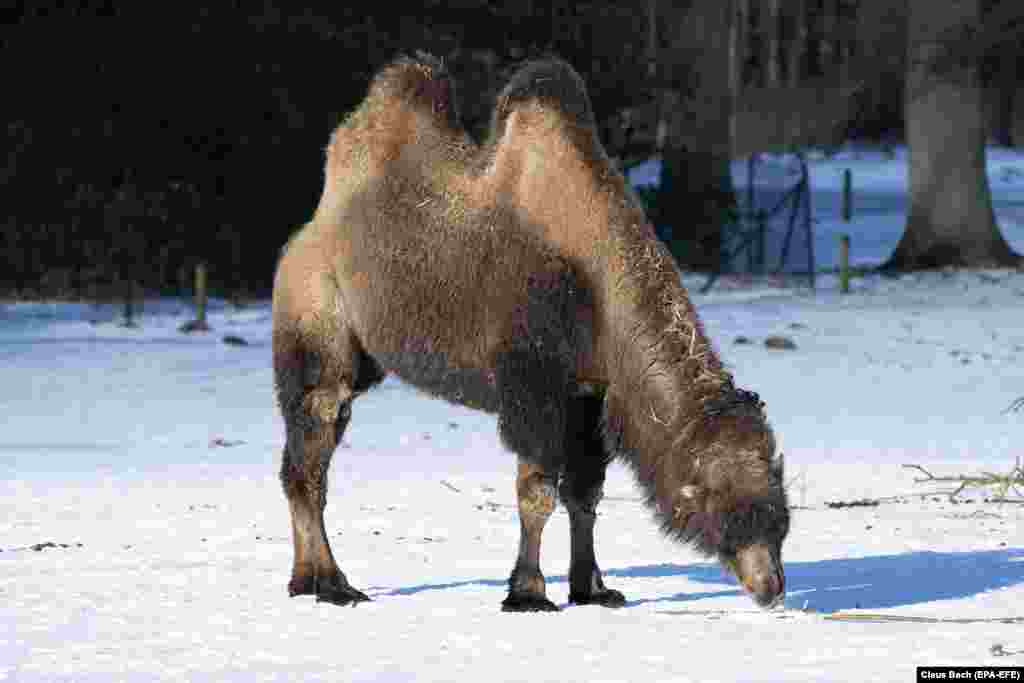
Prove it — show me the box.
[272,52,788,612]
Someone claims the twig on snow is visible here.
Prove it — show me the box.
[902,461,1024,501]
[825,611,1024,624]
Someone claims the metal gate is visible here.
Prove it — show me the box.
[702,153,816,293]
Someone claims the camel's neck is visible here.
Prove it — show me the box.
[489,129,732,398]
[598,251,779,540]
[602,291,770,538]
[492,132,750,517]
[599,228,736,485]
[602,217,730,386]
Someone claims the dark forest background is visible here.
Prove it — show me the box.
[3,1,1022,300]
[2,1,657,300]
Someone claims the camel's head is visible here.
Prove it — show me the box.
[713,468,789,609]
[675,448,789,609]
[658,387,789,609]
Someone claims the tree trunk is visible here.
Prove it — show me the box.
[847,0,908,141]
[765,0,781,86]
[658,0,735,271]
[649,0,669,154]
[729,0,746,146]
[730,0,747,88]
[885,0,1019,270]
[1016,82,1024,148]
[820,0,835,75]
[990,51,1016,147]
[789,0,807,87]
[121,278,137,328]
[647,0,659,82]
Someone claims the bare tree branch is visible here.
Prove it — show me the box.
[902,461,1024,501]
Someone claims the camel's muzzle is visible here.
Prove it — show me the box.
[725,543,785,609]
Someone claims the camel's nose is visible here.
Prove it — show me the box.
[733,544,785,609]
[746,567,785,608]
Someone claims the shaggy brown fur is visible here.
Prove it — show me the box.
[484,57,788,605]
[272,53,788,612]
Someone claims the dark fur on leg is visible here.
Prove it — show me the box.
[496,329,572,613]
[561,396,625,607]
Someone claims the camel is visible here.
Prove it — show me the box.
[272,53,788,612]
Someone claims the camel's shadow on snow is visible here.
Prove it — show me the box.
[379,548,1024,613]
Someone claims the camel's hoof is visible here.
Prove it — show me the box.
[569,588,626,608]
[501,592,560,613]
[288,575,315,597]
[315,583,371,607]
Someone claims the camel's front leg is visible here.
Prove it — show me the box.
[562,396,625,607]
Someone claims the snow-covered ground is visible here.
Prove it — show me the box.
[3,147,1024,682]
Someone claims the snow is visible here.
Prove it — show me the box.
[3,146,1024,681]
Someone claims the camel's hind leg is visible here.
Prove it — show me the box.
[274,316,380,606]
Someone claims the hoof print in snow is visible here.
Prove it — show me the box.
[989,643,1023,657]
[209,437,245,448]
[179,319,211,333]
[764,335,797,350]
[29,542,82,552]
[825,498,880,509]
[222,334,248,346]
